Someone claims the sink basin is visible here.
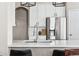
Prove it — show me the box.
[37,40,52,43]
[25,40,52,43]
[13,40,52,43]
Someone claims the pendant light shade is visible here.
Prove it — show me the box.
[20,2,36,7]
[52,2,66,7]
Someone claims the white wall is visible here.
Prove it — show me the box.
[30,2,65,27]
[0,3,9,56]
[8,2,15,46]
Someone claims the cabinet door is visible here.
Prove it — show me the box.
[68,9,79,40]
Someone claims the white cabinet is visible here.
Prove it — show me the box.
[66,2,79,46]
[68,9,79,40]
[67,3,79,41]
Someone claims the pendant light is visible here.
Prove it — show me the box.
[52,2,65,7]
[20,2,36,7]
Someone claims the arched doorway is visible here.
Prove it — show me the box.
[13,7,29,40]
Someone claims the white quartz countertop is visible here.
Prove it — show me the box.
[8,40,79,48]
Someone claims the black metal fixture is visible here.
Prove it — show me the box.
[20,2,36,7]
[52,2,65,7]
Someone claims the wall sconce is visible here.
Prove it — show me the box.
[52,2,66,7]
[20,2,36,7]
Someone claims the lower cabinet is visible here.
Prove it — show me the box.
[9,47,66,56]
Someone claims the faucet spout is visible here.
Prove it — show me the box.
[33,22,39,43]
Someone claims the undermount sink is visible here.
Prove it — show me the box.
[36,40,52,43]
[13,40,52,43]
[24,40,52,43]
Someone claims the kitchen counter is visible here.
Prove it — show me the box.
[8,40,79,48]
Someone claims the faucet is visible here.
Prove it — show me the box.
[33,22,39,43]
